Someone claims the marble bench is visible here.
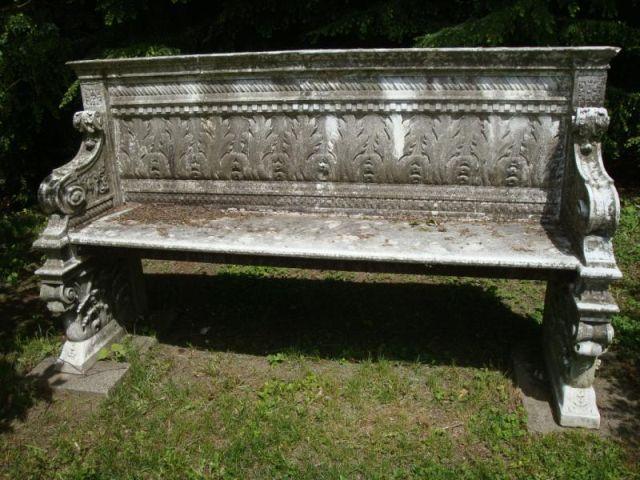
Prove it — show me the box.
[34,48,621,428]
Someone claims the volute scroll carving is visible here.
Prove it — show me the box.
[39,260,132,342]
[563,107,620,272]
[544,277,618,392]
[38,111,110,217]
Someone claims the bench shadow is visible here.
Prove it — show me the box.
[138,272,542,371]
[0,277,55,434]
[137,271,640,444]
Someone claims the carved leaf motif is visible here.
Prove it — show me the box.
[115,119,132,178]
[130,118,174,179]
[58,260,135,342]
[174,118,196,179]
[78,162,110,199]
[220,117,250,180]
[136,120,153,179]
[117,118,154,179]
[426,115,463,185]
[263,116,290,180]
[155,119,175,179]
[493,124,529,188]
[522,116,561,188]
[115,112,566,191]
[335,115,367,182]
[305,116,336,182]
[445,116,483,186]
[199,116,232,179]
[396,115,431,184]
[247,115,275,180]
[353,115,391,183]
[284,115,323,181]
[475,115,513,186]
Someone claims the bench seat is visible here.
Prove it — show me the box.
[69,204,579,273]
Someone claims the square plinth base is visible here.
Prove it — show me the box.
[58,321,126,374]
[28,357,130,396]
[28,335,157,397]
[514,342,601,430]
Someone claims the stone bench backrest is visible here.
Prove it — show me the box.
[70,48,617,221]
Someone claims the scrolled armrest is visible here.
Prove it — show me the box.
[38,110,107,216]
[562,107,621,277]
[569,107,619,237]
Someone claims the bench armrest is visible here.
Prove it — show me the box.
[561,107,621,279]
[38,110,112,219]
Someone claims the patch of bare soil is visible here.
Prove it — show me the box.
[598,355,640,457]
[4,391,102,449]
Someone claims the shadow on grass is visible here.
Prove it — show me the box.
[3,268,638,449]
[140,272,541,370]
[0,278,55,433]
[139,271,640,446]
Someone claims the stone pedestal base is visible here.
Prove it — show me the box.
[58,321,125,374]
[29,335,157,396]
[546,350,600,429]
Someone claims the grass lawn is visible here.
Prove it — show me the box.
[0,194,638,479]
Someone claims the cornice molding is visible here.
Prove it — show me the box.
[68,47,620,80]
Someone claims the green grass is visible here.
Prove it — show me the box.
[612,195,640,361]
[0,207,45,287]
[0,198,638,478]
[1,348,635,479]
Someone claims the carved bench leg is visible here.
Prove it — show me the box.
[36,249,146,374]
[543,276,617,428]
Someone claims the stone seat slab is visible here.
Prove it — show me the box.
[68,204,579,272]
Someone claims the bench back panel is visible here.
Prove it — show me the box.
[72,49,616,220]
[114,112,564,187]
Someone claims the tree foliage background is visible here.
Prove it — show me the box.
[1,0,639,210]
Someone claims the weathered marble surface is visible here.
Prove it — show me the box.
[71,205,579,271]
[34,48,621,428]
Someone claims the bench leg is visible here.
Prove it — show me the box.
[37,251,146,374]
[543,277,617,428]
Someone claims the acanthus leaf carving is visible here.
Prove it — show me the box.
[199,116,231,179]
[354,115,390,184]
[446,116,482,186]
[151,118,174,179]
[220,117,251,180]
[246,115,275,181]
[427,115,462,185]
[474,116,512,187]
[264,116,291,181]
[292,115,324,181]
[114,113,566,190]
[175,118,197,179]
[496,127,528,188]
[308,116,337,182]
[522,116,561,188]
[335,115,367,182]
[395,115,430,184]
